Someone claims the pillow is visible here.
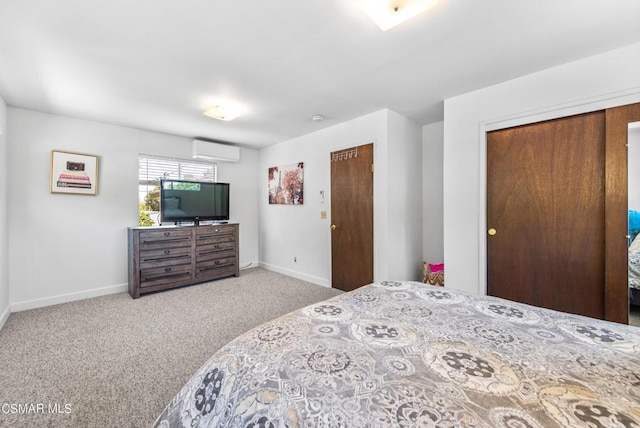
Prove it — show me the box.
[429,263,444,273]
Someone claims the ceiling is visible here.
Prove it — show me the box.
[1,1,639,149]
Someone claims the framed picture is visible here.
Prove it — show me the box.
[268,162,304,205]
[50,150,99,195]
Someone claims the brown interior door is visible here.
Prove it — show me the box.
[330,143,374,291]
[487,112,606,319]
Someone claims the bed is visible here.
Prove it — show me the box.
[630,234,640,307]
[154,280,640,427]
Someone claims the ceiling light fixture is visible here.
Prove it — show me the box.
[312,115,325,121]
[353,0,437,31]
[203,105,241,121]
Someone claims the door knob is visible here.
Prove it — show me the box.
[330,224,337,230]
[488,228,497,236]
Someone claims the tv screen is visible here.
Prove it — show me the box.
[160,179,229,225]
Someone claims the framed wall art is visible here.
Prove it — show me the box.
[268,162,304,205]
[50,150,99,195]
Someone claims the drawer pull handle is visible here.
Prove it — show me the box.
[164,250,171,255]
[214,229,219,232]
[165,267,172,272]
[164,232,170,236]
[215,261,220,265]
[214,245,220,249]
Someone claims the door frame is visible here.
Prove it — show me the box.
[478,90,640,318]
[604,104,640,322]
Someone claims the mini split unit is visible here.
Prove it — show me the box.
[192,140,240,163]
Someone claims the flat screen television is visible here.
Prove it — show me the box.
[160,179,230,225]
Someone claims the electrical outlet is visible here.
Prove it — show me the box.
[321,211,327,219]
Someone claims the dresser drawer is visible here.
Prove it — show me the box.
[196,242,235,261]
[197,256,235,269]
[139,228,192,250]
[196,235,236,247]
[140,228,192,241]
[195,226,236,246]
[140,246,192,269]
[195,257,236,280]
[140,264,193,288]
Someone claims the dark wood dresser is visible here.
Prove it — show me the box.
[127,223,239,298]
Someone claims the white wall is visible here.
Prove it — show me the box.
[443,41,640,295]
[422,121,444,265]
[0,96,8,328]
[7,109,259,310]
[258,109,422,286]
[217,148,259,269]
[386,110,423,280]
[259,110,385,286]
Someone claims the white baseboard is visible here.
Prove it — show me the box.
[259,262,330,288]
[0,304,9,330]
[11,283,128,313]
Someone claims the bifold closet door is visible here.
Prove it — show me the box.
[487,111,606,319]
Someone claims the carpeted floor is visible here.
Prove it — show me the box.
[0,268,342,428]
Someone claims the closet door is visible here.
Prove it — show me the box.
[330,143,374,291]
[487,111,606,319]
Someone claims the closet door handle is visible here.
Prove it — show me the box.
[488,228,497,236]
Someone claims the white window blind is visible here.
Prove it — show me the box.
[138,154,217,185]
[138,155,218,221]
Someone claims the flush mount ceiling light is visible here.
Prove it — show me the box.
[353,0,437,31]
[203,105,241,121]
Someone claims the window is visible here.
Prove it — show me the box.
[138,154,217,226]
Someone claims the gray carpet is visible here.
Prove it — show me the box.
[0,268,342,428]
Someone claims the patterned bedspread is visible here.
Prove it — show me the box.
[154,281,640,428]
[630,234,640,290]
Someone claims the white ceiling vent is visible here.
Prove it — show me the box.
[192,140,240,163]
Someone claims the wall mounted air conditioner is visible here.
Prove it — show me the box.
[192,140,240,163]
